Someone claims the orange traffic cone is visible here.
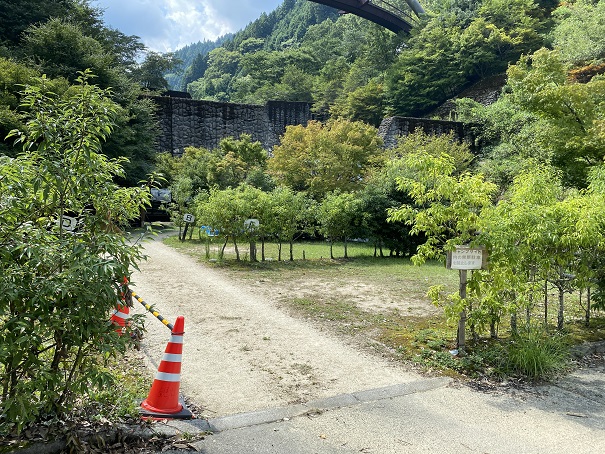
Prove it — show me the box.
[110,303,130,335]
[140,316,193,419]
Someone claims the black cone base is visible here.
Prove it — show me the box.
[139,398,193,420]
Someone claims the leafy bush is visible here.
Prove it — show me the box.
[0,72,149,434]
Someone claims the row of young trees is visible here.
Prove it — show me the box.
[156,120,453,260]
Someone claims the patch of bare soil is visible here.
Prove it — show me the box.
[243,275,441,317]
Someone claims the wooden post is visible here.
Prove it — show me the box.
[249,240,257,262]
[457,269,467,354]
[181,222,189,242]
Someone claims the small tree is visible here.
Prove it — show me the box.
[317,191,365,259]
[196,184,265,261]
[269,119,383,199]
[1,72,148,433]
[388,148,497,348]
[266,187,314,261]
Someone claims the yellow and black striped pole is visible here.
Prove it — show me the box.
[131,290,174,331]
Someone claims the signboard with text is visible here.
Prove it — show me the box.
[446,246,487,270]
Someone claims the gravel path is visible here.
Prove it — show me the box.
[132,236,605,454]
[131,237,419,418]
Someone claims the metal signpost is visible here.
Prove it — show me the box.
[446,246,487,354]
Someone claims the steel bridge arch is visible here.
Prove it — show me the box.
[307,0,424,34]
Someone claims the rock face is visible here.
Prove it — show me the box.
[428,74,506,120]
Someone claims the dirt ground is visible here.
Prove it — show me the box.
[131,236,427,418]
[131,234,605,427]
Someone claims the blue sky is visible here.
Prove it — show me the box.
[92,0,284,52]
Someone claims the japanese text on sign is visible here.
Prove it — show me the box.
[449,248,484,270]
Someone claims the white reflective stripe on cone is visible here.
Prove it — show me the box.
[169,335,184,344]
[112,310,129,319]
[162,353,182,362]
[155,372,181,382]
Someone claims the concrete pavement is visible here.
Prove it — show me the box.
[154,366,605,454]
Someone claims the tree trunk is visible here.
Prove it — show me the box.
[220,237,228,259]
[234,238,240,261]
[140,207,146,227]
[527,267,535,329]
[510,289,518,336]
[544,280,548,326]
[557,284,565,330]
[585,287,591,327]
[344,238,348,259]
[278,242,282,261]
[330,240,334,260]
[289,241,294,261]
[490,316,497,339]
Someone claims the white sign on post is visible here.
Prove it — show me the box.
[447,246,486,270]
[183,213,195,223]
[59,215,78,232]
[244,218,260,230]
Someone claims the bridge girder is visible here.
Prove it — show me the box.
[308,0,414,34]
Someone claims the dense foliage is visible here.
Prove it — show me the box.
[0,72,148,434]
[0,0,175,434]
[0,0,181,186]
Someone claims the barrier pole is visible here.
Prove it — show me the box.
[131,290,174,331]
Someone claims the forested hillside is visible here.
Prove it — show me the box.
[177,0,561,123]
[165,34,233,91]
[0,0,180,186]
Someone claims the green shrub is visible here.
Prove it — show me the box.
[503,328,569,381]
[0,73,148,434]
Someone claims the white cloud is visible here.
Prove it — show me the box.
[92,0,283,52]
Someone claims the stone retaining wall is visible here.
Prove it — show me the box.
[378,116,477,149]
[149,96,314,155]
[148,95,475,155]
